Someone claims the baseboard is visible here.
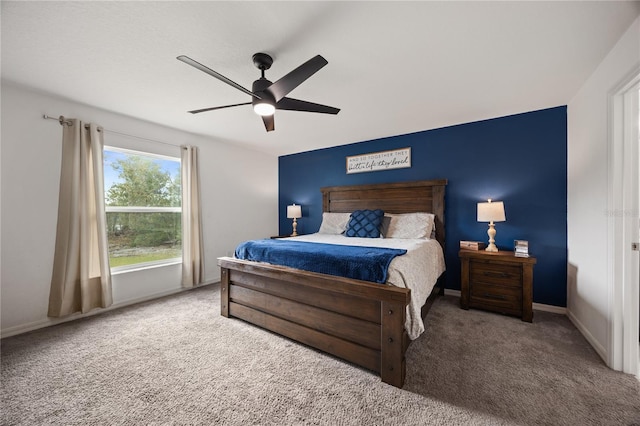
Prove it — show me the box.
[444,289,567,314]
[444,289,461,297]
[1,281,217,339]
[566,308,608,363]
[532,302,566,315]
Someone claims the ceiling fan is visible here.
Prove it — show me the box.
[177,53,340,132]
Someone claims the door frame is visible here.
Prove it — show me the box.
[608,66,639,377]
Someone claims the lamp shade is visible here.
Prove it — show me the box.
[477,200,505,222]
[287,204,302,219]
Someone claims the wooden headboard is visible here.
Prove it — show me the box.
[320,179,448,249]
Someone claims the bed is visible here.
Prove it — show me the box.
[217,179,447,388]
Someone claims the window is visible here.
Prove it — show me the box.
[104,147,181,271]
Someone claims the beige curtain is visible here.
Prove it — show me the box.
[48,119,113,317]
[181,145,204,287]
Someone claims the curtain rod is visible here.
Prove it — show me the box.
[43,114,73,126]
[43,114,182,149]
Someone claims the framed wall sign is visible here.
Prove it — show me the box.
[346,147,411,174]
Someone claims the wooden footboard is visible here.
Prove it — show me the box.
[218,256,412,387]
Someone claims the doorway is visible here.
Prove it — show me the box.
[609,69,639,378]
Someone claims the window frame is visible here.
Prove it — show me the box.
[103,145,182,273]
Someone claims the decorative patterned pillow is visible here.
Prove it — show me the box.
[318,212,352,235]
[382,212,435,239]
[345,209,385,238]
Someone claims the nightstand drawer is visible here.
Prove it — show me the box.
[470,283,522,314]
[470,261,522,287]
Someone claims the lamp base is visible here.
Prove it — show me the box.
[291,218,298,237]
[485,222,498,252]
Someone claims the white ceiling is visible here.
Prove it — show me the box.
[2,1,639,156]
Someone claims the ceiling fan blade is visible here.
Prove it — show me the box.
[267,55,328,102]
[177,55,260,100]
[262,114,275,132]
[276,97,340,115]
[188,102,251,114]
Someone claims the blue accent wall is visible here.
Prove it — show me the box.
[278,106,567,307]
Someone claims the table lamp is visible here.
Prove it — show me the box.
[287,204,302,236]
[477,199,506,252]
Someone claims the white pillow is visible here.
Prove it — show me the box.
[318,212,352,235]
[382,212,435,239]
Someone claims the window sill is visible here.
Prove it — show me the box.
[111,258,182,275]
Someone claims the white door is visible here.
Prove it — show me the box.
[636,87,639,376]
[609,72,639,378]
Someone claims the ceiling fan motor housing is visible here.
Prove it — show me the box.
[252,77,275,111]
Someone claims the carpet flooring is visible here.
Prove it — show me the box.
[2,283,639,425]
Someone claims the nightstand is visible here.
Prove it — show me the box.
[459,250,537,322]
[270,235,296,239]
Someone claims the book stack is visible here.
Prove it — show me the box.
[460,241,487,251]
[514,240,529,257]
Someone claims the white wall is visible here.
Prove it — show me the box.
[567,17,640,361]
[0,82,278,337]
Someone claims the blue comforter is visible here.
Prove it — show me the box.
[234,239,407,284]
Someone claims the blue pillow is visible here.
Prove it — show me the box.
[345,209,384,238]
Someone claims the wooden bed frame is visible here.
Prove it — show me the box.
[218,179,447,388]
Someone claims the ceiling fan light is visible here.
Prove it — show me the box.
[253,102,275,116]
